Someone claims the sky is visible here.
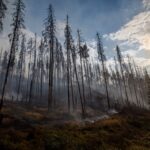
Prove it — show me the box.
[24,0,142,38]
[0,0,150,68]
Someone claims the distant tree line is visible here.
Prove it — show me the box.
[0,0,149,117]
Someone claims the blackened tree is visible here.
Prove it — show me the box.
[96,33,110,109]
[16,34,26,101]
[43,4,56,111]
[116,46,129,106]
[64,15,72,113]
[0,0,25,110]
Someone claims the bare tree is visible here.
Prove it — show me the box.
[28,34,37,104]
[114,57,124,105]
[127,55,139,106]
[25,38,33,102]
[16,34,26,101]
[0,0,25,110]
[71,45,85,116]
[43,4,56,111]
[82,44,92,99]
[64,15,72,113]
[116,45,129,106]
[39,39,44,100]
[96,33,110,109]
[0,50,8,88]
[78,30,86,112]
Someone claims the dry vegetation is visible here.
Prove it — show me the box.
[0,103,149,150]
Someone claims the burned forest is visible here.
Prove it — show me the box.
[0,0,150,149]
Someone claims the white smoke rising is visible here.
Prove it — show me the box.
[143,0,150,10]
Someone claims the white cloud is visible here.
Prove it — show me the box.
[1,0,150,70]
[105,0,150,68]
[143,0,150,10]
[109,11,150,51]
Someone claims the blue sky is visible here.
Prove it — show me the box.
[24,0,142,38]
[1,0,150,68]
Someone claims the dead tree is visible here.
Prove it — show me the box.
[127,55,139,106]
[82,44,92,99]
[0,0,25,110]
[109,65,119,106]
[96,33,110,109]
[43,4,56,111]
[25,38,33,102]
[39,39,44,100]
[116,45,129,106]
[64,15,72,113]
[28,34,37,104]
[122,61,134,104]
[16,34,26,101]
[78,30,86,112]
[0,51,8,89]
[71,45,85,115]
[114,57,124,105]
[133,60,145,107]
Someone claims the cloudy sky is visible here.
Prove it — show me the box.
[0,0,150,67]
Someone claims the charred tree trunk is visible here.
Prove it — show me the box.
[116,46,129,106]
[97,33,110,110]
[71,46,85,116]
[28,34,37,104]
[0,0,25,110]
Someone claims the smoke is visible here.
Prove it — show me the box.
[143,0,150,10]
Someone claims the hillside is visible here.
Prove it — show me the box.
[0,0,150,150]
[0,103,149,150]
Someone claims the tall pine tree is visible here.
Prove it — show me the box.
[96,33,110,109]
[43,4,56,111]
[0,0,25,110]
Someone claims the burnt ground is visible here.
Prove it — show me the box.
[0,103,149,150]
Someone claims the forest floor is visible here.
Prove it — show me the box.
[0,102,150,150]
